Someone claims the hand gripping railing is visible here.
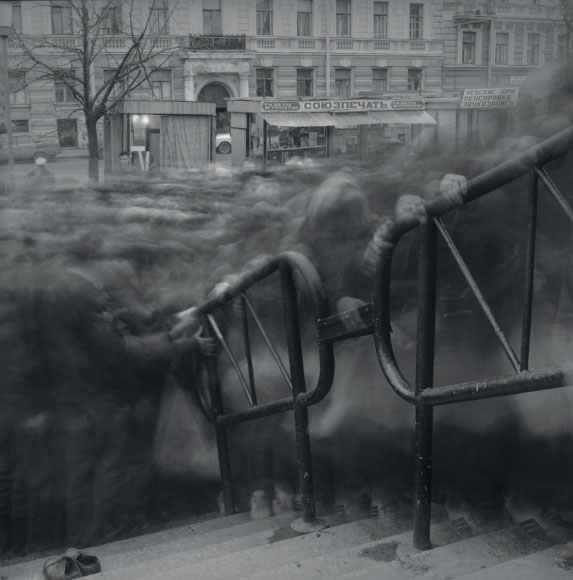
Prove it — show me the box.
[194,251,335,528]
[372,124,573,550]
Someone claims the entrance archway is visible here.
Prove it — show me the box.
[198,83,231,134]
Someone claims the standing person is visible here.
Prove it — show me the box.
[27,154,56,192]
[44,265,215,547]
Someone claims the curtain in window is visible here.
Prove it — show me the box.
[160,115,211,169]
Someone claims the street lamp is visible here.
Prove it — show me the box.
[0,3,15,193]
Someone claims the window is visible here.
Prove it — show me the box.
[495,32,509,64]
[462,31,476,64]
[9,71,26,105]
[150,69,172,99]
[297,0,312,37]
[256,0,273,36]
[203,0,222,35]
[557,33,566,64]
[336,0,351,37]
[527,33,539,65]
[51,1,73,34]
[297,69,313,97]
[335,68,351,97]
[102,0,123,34]
[256,68,274,97]
[409,3,423,40]
[150,0,168,34]
[11,2,22,34]
[103,69,124,98]
[373,2,388,39]
[407,68,422,92]
[54,71,76,103]
[372,68,387,93]
[12,120,29,133]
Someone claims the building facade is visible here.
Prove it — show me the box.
[3,0,568,154]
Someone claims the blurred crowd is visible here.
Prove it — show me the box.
[2,138,573,557]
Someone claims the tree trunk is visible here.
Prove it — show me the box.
[85,114,100,183]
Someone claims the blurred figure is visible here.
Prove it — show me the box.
[292,171,416,518]
[43,265,215,547]
[27,154,56,192]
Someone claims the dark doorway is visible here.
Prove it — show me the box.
[57,118,78,147]
[198,83,231,134]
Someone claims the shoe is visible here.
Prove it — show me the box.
[42,556,82,580]
[65,548,103,577]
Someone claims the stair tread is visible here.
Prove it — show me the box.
[335,526,571,580]
[100,518,457,580]
[456,541,573,580]
[0,511,289,580]
[393,524,557,579]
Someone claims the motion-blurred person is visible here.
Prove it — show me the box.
[0,277,59,556]
[43,265,215,547]
[27,154,56,192]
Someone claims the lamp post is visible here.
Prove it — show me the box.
[0,3,14,194]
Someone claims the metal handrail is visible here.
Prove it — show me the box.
[194,250,335,524]
[373,125,573,406]
[372,124,573,550]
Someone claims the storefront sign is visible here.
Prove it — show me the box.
[460,88,519,109]
[261,98,425,113]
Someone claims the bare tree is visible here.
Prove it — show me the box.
[10,0,182,182]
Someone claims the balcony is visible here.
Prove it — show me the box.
[245,36,442,54]
[453,0,559,20]
[453,0,496,20]
[8,34,188,53]
[189,34,246,51]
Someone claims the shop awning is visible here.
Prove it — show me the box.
[332,113,374,127]
[261,112,335,127]
[368,110,436,125]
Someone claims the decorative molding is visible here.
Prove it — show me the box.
[260,57,274,67]
[339,58,351,68]
[412,58,423,68]
[376,58,388,68]
[300,57,313,67]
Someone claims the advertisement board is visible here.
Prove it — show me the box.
[460,88,519,109]
[261,98,426,113]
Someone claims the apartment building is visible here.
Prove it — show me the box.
[441,0,567,137]
[3,0,566,158]
[5,0,446,150]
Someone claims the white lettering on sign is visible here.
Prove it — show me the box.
[460,88,519,109]
[262,98,425,113]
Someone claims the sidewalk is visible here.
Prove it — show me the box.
[55,148,90,160]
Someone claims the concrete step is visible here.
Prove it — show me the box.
[4,508,569,580]
[1,511,289,580]
[456,541,573,580]
[335,524,570,580]
[96,514,457,580]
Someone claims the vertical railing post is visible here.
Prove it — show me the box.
[240,293,258,405]
[205,318,235,515]
[520,170,539,371]
[413,217,438,551]
[280,263,317,526]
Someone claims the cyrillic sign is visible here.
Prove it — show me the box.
[261,98,425,113]
[460,88,519,109]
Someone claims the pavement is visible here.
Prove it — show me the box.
[0,149,232,191]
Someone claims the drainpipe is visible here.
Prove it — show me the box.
[325,0,331,97]
[487,17,494,88]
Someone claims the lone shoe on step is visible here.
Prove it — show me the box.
[65,548,103,576]
[42,556,82,580]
